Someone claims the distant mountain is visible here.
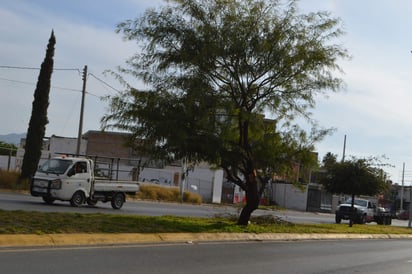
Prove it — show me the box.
[0,133,26,145]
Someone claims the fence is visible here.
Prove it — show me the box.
[0,155,16,171]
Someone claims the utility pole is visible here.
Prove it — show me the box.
[341,134,346,163]
[76,65,87,156]
[180,157,187,203]
[401,162,405,212]
[409,184,412,228]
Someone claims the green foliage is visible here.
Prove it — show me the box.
[321,152,338,169]
[0,142,17,156]
[104,0,348,224]
[137,184,202,204]
[0,209,411,235]
[21,31,55,180]
[320,157,389,197]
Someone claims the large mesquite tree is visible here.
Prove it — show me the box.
[103,0,348,225]
[21,31,55,180]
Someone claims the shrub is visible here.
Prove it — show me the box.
[137,184,202,204]
[183,191,202,204]
[0,170,29,190]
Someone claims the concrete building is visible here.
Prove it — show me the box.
[14,135,86,170]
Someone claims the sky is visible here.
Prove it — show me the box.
[2,0,412,183]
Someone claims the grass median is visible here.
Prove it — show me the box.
[2,209,412,235]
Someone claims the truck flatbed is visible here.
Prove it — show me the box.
[94,180,140,193]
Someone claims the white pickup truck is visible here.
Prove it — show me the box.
[335,198,392,225]
[30,156,139,209]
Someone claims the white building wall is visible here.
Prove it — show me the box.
[272,183,308,211]
[0,155,16,170]
[212,170,224,203]
[15,148,50,171]
[49,136,87,156]
[139,167,176,185]
[139,165,221,202]
[14,135,88,171]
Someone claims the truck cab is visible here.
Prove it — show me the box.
[31,156,139,209]
[31,156,94,206]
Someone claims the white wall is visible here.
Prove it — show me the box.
[0,155,16,170]
[272,183,308,211]
[212,170,224,203]
[139,166,222,202]
[49,136,87,156]
[14,135,87,171]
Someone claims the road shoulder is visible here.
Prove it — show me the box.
[2,232,412,247]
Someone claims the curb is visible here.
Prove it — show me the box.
[2,233,412,247]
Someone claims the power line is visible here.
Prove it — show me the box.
[1,64,123,102]
[1,65,123,95]
[0,76,82,92]
[0,65,80,72]
[0,77,33,86]
[88,72,121,94]
[0,65,40,70]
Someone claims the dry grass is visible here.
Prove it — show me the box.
[0,170,28,190]
[137,184,202,204]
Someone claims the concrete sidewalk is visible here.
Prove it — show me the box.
[2,233,412,247]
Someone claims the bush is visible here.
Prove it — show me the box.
[137,184,202,204]
[183,191,202,204]
[0,170,29,190]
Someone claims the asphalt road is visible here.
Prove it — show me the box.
[0,191,409,227]
[2,239,412,273]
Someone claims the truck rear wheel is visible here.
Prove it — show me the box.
[358,214,366,224]
[111,193,125,209]
[384,216,392,225]
[70,191,85,207]
[376,216,384,225]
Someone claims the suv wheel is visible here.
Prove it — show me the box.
[358,214,366,224]
[335,215,341,224]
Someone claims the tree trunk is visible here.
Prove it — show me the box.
[237,175,259,225]
[349,193,355,227]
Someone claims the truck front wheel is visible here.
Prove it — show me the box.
[70,191,85,207]
[335,215,341,224]
[111,193,125,209]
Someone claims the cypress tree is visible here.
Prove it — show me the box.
[20,31,55,180]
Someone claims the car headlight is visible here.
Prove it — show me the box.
[50,179,62,189]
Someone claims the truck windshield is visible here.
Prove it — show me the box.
[345,199,367,207]
[38,159,73,175]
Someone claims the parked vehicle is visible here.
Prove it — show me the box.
[30,156,139,209]
[397,210,409,220]
[335,198,392,225]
